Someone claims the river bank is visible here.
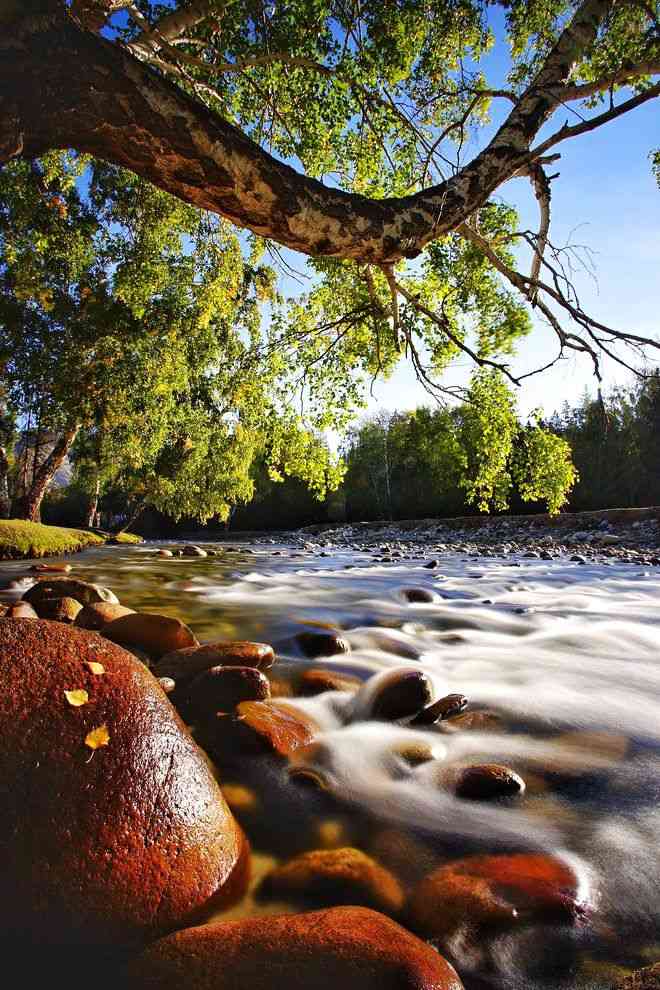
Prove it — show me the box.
[0,538,658,989]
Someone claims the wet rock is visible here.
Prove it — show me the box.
[408,853,588,941]
[182,665,271,721]
[392,739,441,766]
[158,676,176,694]
[29,562,72,574]
[23,577,118,607]
[156,548,174,558]
[200,700,317,760]
[154,641,275,682]
[297,668,362,696]
[182,545,207,557]
[295,629,351,658]
[125,907,464,990]
[423,559,439,569]
[401,587,436,603]
[102,611,198,658]
[5,601,39,619]
[34,596,83,624]
[351,667,434,722]
[613,962,660,989]
[411,693,468,725]
[258,847,404,915]
[75,601,135,631]
[288,766,331,790]
[439,709,502,733]
[0,619,247,949]
[452,763,526,800]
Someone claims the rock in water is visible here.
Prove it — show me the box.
[23,577,118,606]
[0,619,247,949]
[613,963,660,989]
[101,611,198,658]
[125,907,464,990]
[258,847,404,915]
[408,853,589,942]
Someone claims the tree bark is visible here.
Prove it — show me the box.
[0,446,11,519]
[12,424,79,523]
[85,471,101,528]
[0,0,613,265]
[115,499,145,534]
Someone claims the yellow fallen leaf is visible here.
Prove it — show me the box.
[64,689,89,707]
[85,661,105,675]
[85,725,110,750]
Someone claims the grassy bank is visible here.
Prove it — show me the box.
[0,520,142,560]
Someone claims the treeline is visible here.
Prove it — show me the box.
[549,373,660,510]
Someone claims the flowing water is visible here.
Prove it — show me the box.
[2,539,659,988]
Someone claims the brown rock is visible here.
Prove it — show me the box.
[75,602,135,631]
[412,693,468,725]
[201,700,317,760]
[453,764,526,800]
[125,906,464,990]
[401,587,436,603]
[259,847,404,915]
[5,601,38,618]
[613,963,660,989]
[295,629,351,658]
[439,710,502,733]
[24,577,118,607]
[34,596,83,624]
[182,666,271,721]
[156,549,174,558]
[297,668,362,696]
[102,611,198,658]
[351,667,434,722]
[409,853,588,941]
[182,545,207,557]
[0,619,247,949]
[154,641,275,682]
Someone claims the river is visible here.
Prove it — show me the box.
[2,537,659,988]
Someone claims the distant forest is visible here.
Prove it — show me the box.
[42,371,660,533]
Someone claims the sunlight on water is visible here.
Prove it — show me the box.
[2,541,658,987]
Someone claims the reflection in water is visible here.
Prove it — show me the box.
[2,541,659,987]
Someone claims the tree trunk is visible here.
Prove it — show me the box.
[12,424,79,523]
[0,446,11,519]
[85,471,101,528]
[0,1,611,265]
[115,499,145,534]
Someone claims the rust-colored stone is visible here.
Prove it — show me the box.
[0,619,246,949]
[30,562,72,573]
[297,668,362,696]
[154,641,275,681]
[182,665,271,721]
[201,700,317,760]
[75,601,135,630]
[125,906,464,990]
[5,601,38,618]
[101,611,198,658]
[408,853,588,941]
[259,847,405,915]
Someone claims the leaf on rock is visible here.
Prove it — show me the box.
[64,689,89,707]
[85,661,105,675]
[85,724,110,750]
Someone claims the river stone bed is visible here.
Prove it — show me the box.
[0,527,659,990]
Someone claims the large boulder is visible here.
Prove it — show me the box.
[0,619,247,950]
[125,907,464,990]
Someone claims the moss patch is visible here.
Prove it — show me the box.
[0,520,142,560]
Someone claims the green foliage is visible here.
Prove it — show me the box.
[342,371,576,521]
[0,153,344,522]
